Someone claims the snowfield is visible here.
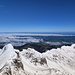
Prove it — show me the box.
[0,44,75,75]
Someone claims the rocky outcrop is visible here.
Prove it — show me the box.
[0,44,75,75]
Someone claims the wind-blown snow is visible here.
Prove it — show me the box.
[0,44,75,75]
[0,44,16,70]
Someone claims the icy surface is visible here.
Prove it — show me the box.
[0,44,75,75]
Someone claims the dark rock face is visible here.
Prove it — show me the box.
[14,43,71,53]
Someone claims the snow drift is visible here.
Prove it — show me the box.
[0,44,75,75]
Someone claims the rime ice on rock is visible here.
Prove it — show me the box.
[0,44,75,75]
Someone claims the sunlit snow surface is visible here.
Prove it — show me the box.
[0,44,75,75]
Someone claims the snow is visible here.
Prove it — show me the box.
[0,44,75,75]
[0,44,16,70]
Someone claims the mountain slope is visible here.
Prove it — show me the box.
[0,44,75,75]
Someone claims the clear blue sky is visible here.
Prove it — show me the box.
[0,0,75,32]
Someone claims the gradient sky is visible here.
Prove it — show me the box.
[0,0,75,32]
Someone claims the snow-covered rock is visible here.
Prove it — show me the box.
[0,44,75,75]
[0,44,16,70]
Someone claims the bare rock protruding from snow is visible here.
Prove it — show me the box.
[0,44,75,75]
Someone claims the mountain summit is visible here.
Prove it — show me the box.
[0,44,75,75]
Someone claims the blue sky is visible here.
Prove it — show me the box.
[0,0,75,32]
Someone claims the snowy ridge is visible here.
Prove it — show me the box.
[0,44,75,75]
[0,44,16,70]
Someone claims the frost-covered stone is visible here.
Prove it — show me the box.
[0,44,75,75]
